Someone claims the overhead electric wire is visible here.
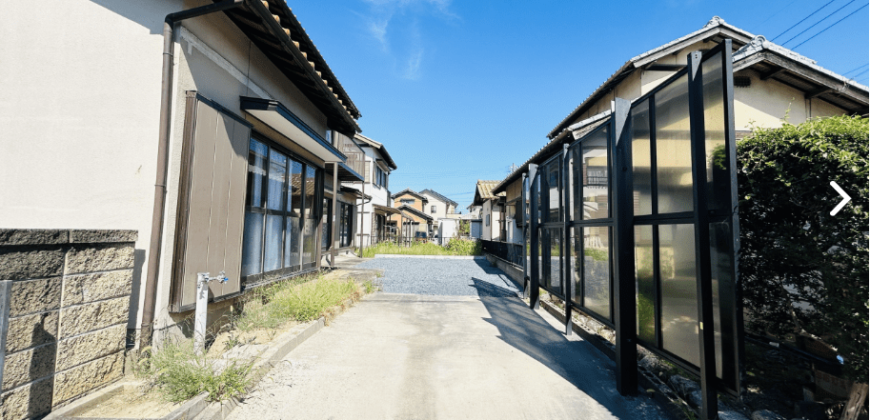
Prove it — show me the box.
[792,3,869,49]
[842,63,870,76]
[782,0,858,46]
[771,0,837,41]
[755,0,802,28]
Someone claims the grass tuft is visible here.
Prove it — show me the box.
[360,239,481,258]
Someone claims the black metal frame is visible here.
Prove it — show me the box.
[522,40,742,419]
[241,132,324,288]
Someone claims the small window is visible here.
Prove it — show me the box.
[486,214,490,226]
[400,198,415,205]
[431,205,437,214]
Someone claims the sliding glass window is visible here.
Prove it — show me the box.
[240,137,321,286]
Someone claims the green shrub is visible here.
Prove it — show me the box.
[737,116,868,381]
[445,238,482,256]
[138,341,253,403]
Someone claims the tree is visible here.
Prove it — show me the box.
[736,116,868,382]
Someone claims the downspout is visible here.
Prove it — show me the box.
[140,0,245,349]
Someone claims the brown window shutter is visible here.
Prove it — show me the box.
[170,93,251,312]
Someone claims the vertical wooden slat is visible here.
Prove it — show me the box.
[221,118,251,297]
[206,113,234,298]
[181,101,219,308]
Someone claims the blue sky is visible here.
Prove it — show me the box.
[291,0,869,211]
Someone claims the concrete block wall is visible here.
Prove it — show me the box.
[0,229,136,420]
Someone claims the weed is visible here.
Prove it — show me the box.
[360,240,481,258]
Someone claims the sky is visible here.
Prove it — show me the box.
[291,0,870,211]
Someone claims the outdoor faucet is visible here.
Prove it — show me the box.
[194,270,229,354]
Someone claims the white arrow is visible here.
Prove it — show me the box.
[830,181,851,216]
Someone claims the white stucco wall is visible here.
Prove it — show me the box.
[342,147,392,246]
[1,0,335,339]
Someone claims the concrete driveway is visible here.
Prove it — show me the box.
[228,259,669,420]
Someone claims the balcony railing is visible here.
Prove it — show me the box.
[334,133,366,178]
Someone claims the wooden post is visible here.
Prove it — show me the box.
[331,163,338,266]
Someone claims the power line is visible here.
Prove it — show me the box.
[755,0,802,28]
[850,68,870,78]
[782,0,858,46]
[771,0,837,41]
[793,3,869,49]
[843,63,870,76]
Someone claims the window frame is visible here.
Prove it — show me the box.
[241,132,324,288]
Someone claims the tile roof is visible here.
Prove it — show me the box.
[391,188,427,201]
[546,16,754,139]
[473,180,505,205]
[419,189,459,207]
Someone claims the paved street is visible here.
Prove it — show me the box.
[228,259,669,420]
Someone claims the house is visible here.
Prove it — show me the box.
[339,133,399,247]
[492,16,869,245]
[419,189,459,218]
[390,189,434,238]
[471,180,506,241]
[2,2,369,409]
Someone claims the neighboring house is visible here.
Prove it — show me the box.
[419,189,459,219]
[2,0,368,390]
[390,189,433,238]
[492,16,869,242]
[466,204,483,218]
[341,133,399,246]
[472,180,506,241]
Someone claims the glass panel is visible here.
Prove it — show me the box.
[289,160,303,216]
[635,225,655,343]
[571,227,581,304]
[304,166,317,219]
[547,159,561,222]
[659,224,699,366]
[631,100,652,216]
[286,217,301,267]
[263,214,284,272]
[543,228,562,292]
[582,127,609,220]
[247,139,268,208]
[655,75,694,214]
[266,150,287,211]
[570,145,581,222]
[322,198,331,249]
[710,221,733,379]
[540,228,551,291]
[302,219,316,266]
[241,211,263,276]
[702,52,728,212]
[583,226,610,319]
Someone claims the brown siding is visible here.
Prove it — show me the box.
[172,94,251,311]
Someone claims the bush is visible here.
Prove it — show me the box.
[445,238,482,256]
[737,116,868,381]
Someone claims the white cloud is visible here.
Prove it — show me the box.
[358,0,456,80]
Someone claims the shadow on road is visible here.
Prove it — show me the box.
[470,278,667,419]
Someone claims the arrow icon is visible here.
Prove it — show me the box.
[830,181,851,216]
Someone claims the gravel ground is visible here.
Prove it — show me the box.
[355,257,521,297]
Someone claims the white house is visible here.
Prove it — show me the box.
[342,133,398,246]
[471,180,505,241]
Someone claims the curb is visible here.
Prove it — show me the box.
[45,383,209,420]
[194,317,326,420]
[373,254,486,260]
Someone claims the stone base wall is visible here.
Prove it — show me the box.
[484,253,524,291]
[0,229,136,420]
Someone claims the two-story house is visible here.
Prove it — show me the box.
[390,189,434,239]
[341,134,399,246]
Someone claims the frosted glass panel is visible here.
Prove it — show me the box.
[304,166,317,219]
[286,217,301,268]
[635,225,655,343]
[302,219,316,266]
[571,228,581,304]
[289,160,303,216]
[541,228,561,293]
[266,151,287,211]
[631,100,652,216]
[581,128,609,220]
[263,214,283,272]
[542,159,561,223]
[655,75,694,214]
[247,139,267,207]
[241,211,263,276]
[583,226,610,319]
[570,146,581,222]
[710,221,733,379]
[659,224,699,366]
[702,52,728,211]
